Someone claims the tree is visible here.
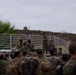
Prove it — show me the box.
[0,21,16,34]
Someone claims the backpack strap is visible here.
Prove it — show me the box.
[60,64,65,75]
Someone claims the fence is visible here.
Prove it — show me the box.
[0,34,10,49]
[48,36,71,53]
[0,34,71,53]
[0,34,43,51]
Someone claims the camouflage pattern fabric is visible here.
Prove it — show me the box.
[21,57,32,75]
[47,56,60,75]
[34,57,52,75]
[27,43,34,52]
[0,60,8,74]
[63,58,76,75]
[5,57,22,75]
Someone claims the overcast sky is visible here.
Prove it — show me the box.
[0,0,76,33]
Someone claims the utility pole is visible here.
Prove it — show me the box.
[29,26,30,30]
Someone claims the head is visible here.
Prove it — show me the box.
[59,48,62,51]
[14,50,22,58]
[28,39,31,43]
[5,53,9,58]
[59,47,62,54]
[36,49,43,57]
[69,43,76,58]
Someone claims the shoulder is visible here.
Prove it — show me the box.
[47,56,59,60]
[63,60,76,75]
[0,60,8,65]
[56,65,61,70]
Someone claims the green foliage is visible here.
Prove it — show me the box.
[0,21,16,34]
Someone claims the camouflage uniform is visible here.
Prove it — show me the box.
[27,43,34,52]
[8,57,23,75]
[32,56,52,75]
[21,57,32,75]
[63,58,76,75]
[55,62,66,75]
[11,57,22,64]
[29,57,38,75]
[0,60,8,75]
[47,56,60,75]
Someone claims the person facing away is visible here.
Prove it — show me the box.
[33,49,52,75]
[5,53,12,62]
[11,50,22,64]
[56,54,70,75]
[0,53,8,75]
[63,43,76,75]
[47,50,60,75]
[5,50,23,75]
[21,50,32,75]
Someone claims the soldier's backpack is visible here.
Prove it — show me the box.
[47,57,60,75]
[21,57,31,75]
[49,56,59,70]
[56,64,65,75]
[5,60,22,75]
[36,58,52,75]
[0,61,6,74]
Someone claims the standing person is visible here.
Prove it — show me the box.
[5,53,12,62]
[5,50,22,75]
[43,33,48,53]
[33,49,52,75]
[47,50,60,75]
[22,41,29,52]
[0,53,8,75]
[58,48,62,56]
[11,50,22,65]
[63,43,76,75]
[56,54,70,75]
[58,47,63,59]
[48,40,57,53]
[11,44,17,59]
[27,39,34,52]
[20,39,23,49]
[11,44,17,53]
[21,50,32,75]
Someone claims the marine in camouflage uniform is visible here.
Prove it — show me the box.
[7,50,23,75]
[56,54,70,75]
[32,49,52,75]
[21,50,33,75]
[63,58,76,75]
[21,42,29,52]
[48,40,56,53]
[47,50,60,75]
[0,53,8,75]
[27,39,34,52]
[63,43,76,75]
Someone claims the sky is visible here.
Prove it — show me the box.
[0,0,76,33]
